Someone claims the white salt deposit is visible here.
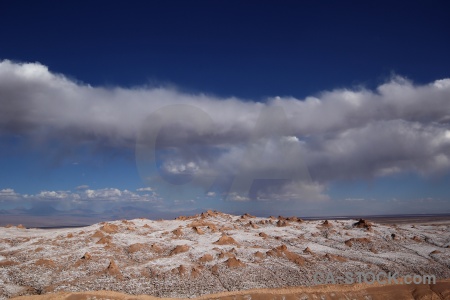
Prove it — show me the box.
[0,212,449,299]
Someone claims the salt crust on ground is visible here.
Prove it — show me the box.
[0,211,449,299]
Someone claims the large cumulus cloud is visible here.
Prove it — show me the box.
[1,59,450,203]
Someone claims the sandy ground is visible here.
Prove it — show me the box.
[11,279,450,300]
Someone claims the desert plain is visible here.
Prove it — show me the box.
[1,211,449,299]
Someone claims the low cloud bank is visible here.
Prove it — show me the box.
[1,60,450,204]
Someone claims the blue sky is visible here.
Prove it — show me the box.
[1,1,450,218]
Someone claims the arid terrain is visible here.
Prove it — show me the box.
[1,211,450,299]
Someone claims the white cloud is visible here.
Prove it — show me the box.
[0,188,16,195]
[37,191,75,200]
[1,60,450,203]
[252,180,330,202]
[282,136,299,143]
[0,188,160,205]
[433,79,450,89]
[228,193,251,202]
[162,161,200,174]
[0,188,20,200]
[85,188,123,200]
[345,198,365,201]
[136,187,153,192]
[75,185,89,190]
